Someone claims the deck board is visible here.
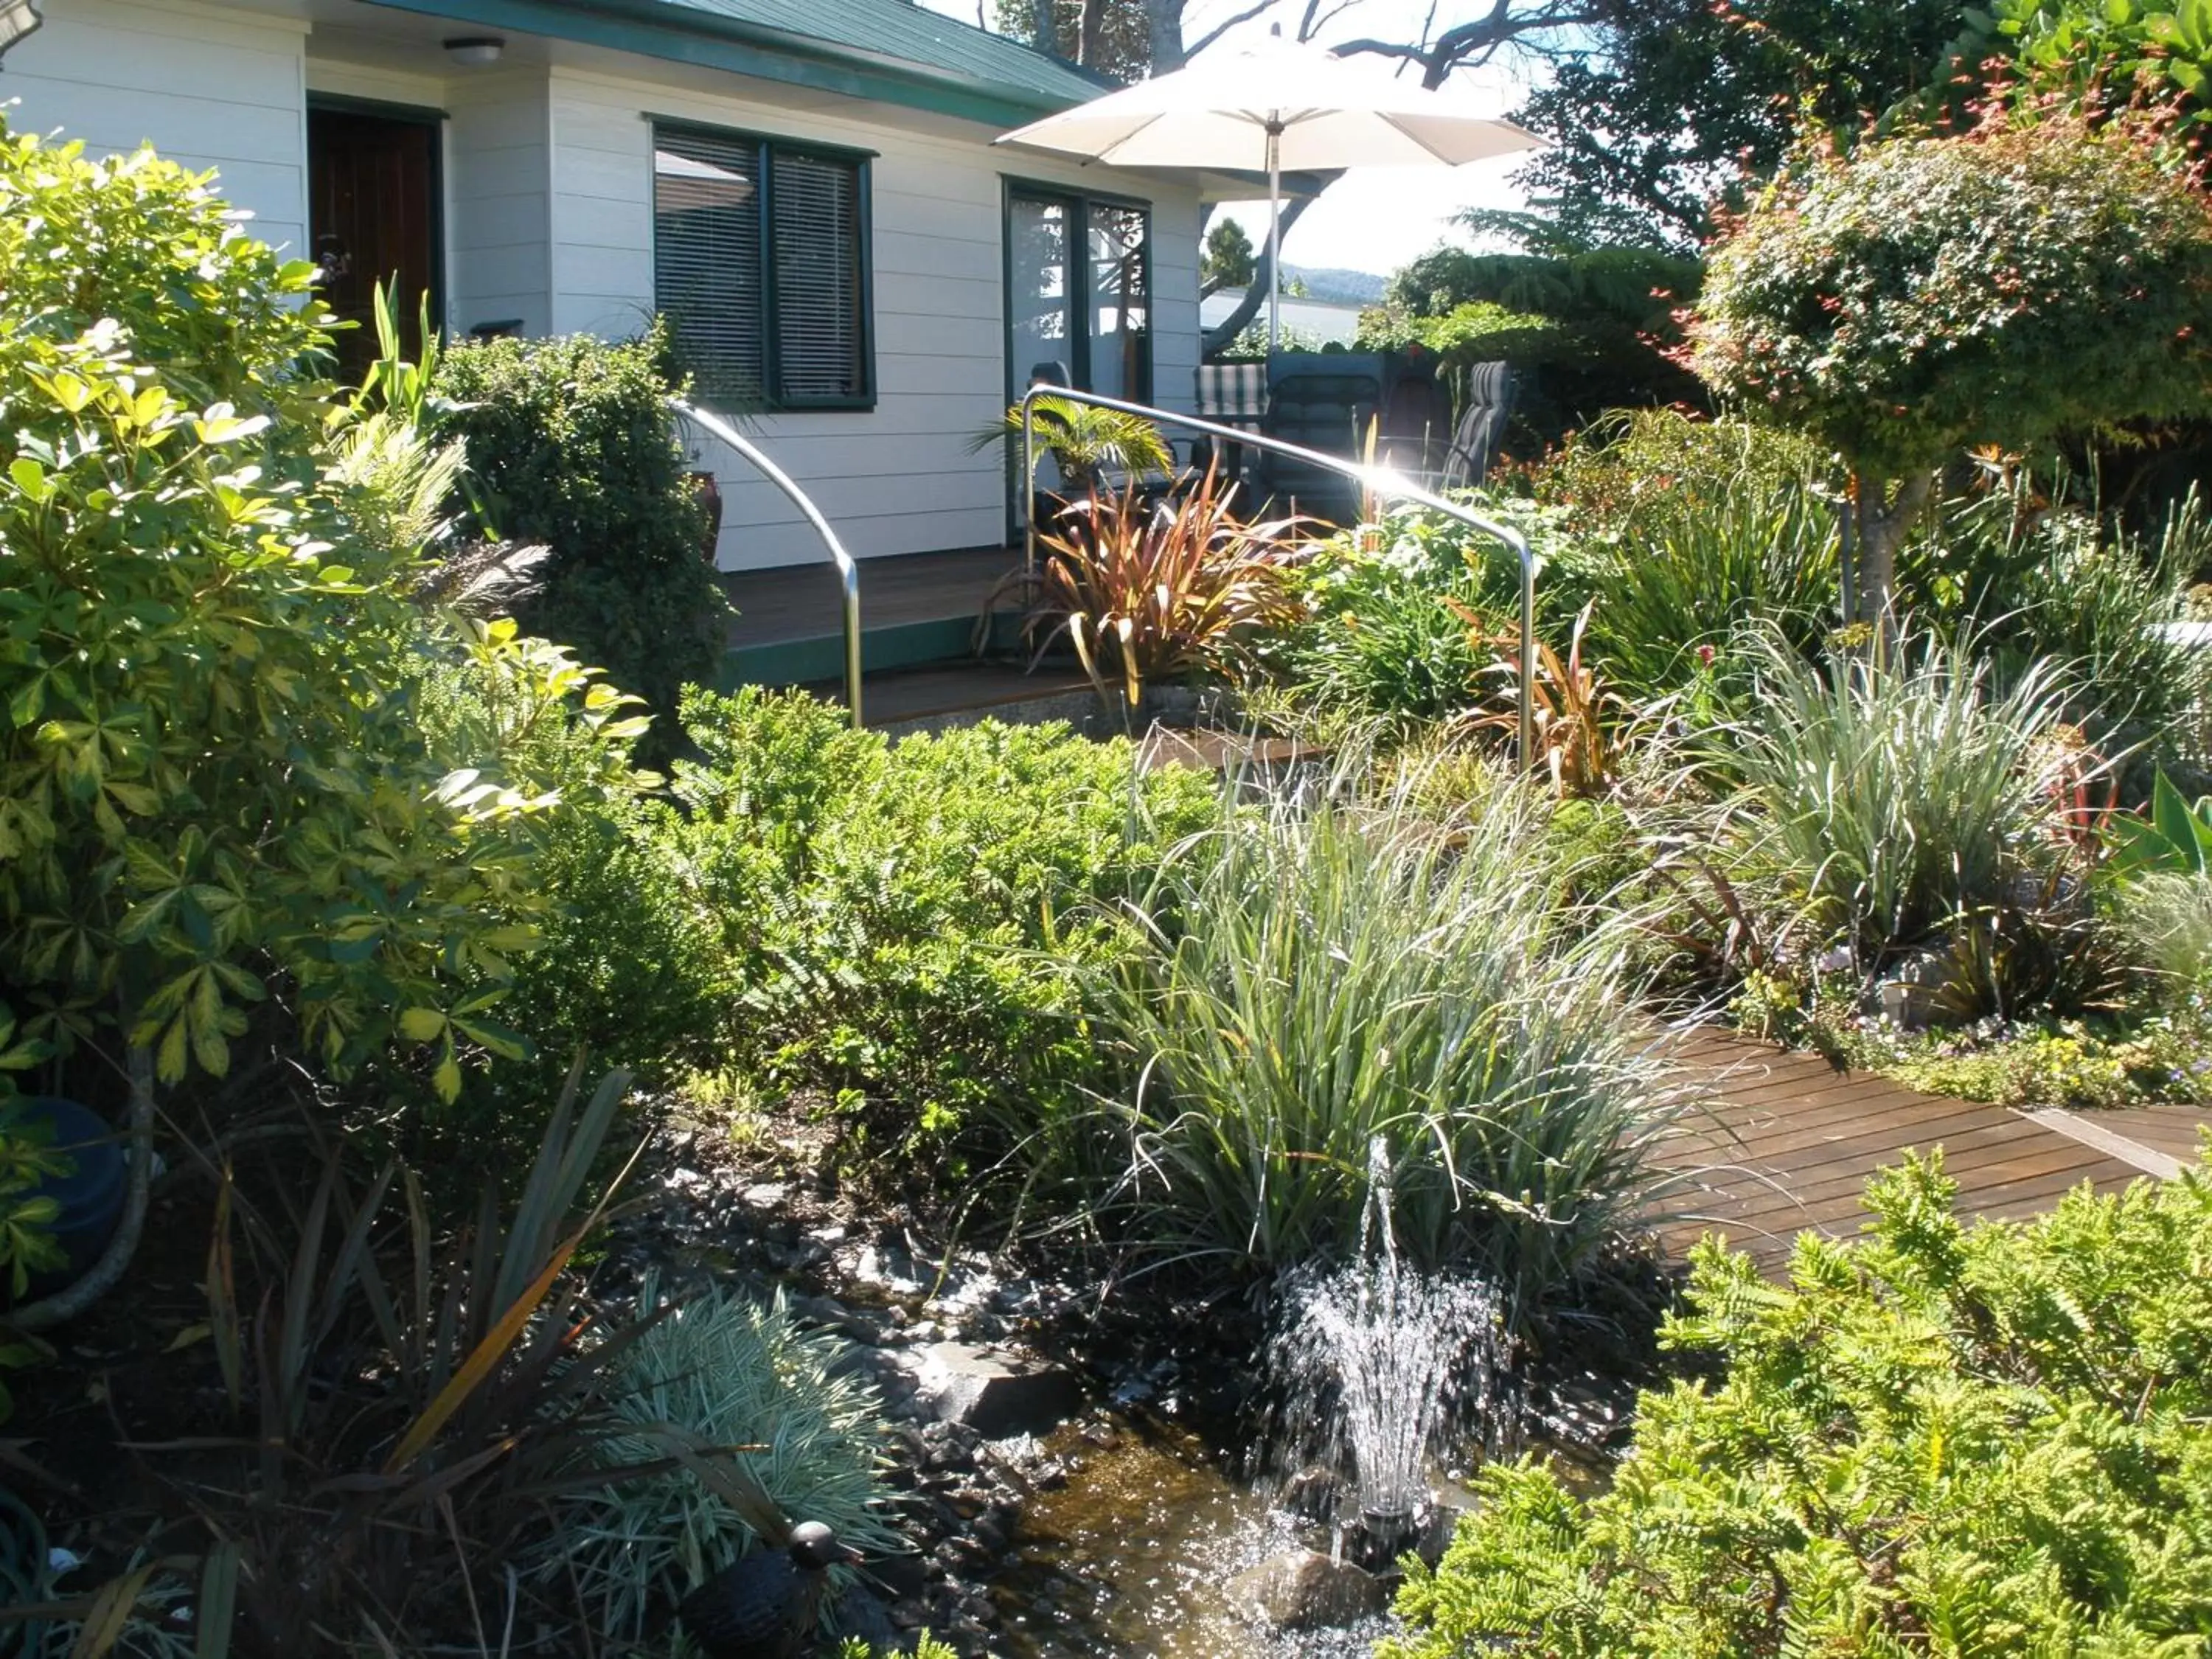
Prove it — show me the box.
[723,546,1018,649]
[1650,1030,2160,1275]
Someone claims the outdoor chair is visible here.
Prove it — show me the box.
[1439,361,1517,492]
[1246,356,1387,526]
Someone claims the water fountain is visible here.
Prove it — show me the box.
[1265,1139,1506,1568]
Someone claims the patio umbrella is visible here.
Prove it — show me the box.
[997,30,1542,352]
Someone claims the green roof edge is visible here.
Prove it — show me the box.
[363,0,1104,127]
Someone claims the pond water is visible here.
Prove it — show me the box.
[989,1415,1397,1658]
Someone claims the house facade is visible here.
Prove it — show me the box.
[0,0,1208,569]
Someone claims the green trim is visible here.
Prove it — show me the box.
[305,91,451,122]
[647,114,877,164]
[364,0,1091,128]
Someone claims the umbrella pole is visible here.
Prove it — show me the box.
[1265,120,1282,355]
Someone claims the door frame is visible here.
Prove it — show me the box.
[306,92,448,335]
[999,175,1155,540]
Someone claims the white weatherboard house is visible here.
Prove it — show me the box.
[0,0,1211,578]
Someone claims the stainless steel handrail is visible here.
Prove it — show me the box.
[1020,385,1539,769]
[672,399,864,729]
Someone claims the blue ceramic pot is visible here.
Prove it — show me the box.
[7,1096,125,1298]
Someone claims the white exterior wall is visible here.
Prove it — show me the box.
[2,2,1206,573]
[1,0,310,260]
[545,68,1203,570]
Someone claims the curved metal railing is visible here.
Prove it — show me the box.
[1020,385,1538,768]
[672,399,865,728]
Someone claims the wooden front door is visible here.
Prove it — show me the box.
[307,103,440,379]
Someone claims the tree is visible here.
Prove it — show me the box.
[1202,215,1256,294]
[1507,0,1969,250]
[1690,109,2212,639]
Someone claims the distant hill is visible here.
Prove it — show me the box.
[1282,265,1387,306]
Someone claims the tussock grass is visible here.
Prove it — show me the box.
[1055,752,1680,1313]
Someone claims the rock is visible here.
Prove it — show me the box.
[1225,1550,1390,1631]
[739,1180,790,1209]
[902,1341,1084,1438]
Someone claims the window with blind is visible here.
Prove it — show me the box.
[653,122,872,410]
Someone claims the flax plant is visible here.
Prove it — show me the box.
[1701,627,2079,964]
[1026,465,1305,707]
[1078,757,1677,1312]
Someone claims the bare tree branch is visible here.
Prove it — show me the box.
[1335,0,1604,86]
[1186,0,1283,58]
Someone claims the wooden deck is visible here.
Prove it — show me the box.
[723,546,1018,650]
[1649,1028,2205,1275]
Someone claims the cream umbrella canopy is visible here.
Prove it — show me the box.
[996,30,1542,352]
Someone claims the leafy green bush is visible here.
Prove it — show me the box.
[1691,108,2212,628]
[1388,1152,2212,1658]
[1699,630,2075,965]
[0,122,565,1106]
[668,689,1220,1161]
[1533,414,1843,703]
[430,327,725,741]
[1899,479,2208,755]
[1052,759,1674,1305]
[1276,500,1565,731]
[558,1279,896,1644]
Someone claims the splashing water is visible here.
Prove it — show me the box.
[1265,1140,1506,1540]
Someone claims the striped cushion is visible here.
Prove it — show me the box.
[1196,361,1268,424]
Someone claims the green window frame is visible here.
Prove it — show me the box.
[652,118,876,411]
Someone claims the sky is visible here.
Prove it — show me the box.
[914,0,1540,279]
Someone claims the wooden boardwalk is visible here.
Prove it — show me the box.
[1649,1028,2208,1275]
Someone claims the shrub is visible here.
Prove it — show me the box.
[1278,499,1563,730]
[1532,411,1843,701]
[1372,246,1706,445]
[1898,477,2209,756]
[1691,108,2212,630]
[1057,760,1674,1307]
[0,122,562,1111]
[669,689,1220,1162]
[557,1280,897,1645]
[430,327,725,740]
[1022,468,1303,709]
[1387,1152,2212,1658]
[1700,630,2076,965]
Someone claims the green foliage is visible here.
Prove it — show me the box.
[174,1068,723,1654]
[667,689,1220,1161]
[1387,1152,2212,1658]
[1691,110,2212,483]
[1897,478,2211,754]
[1202,215,1256,291]
[1509,0,1969,248]
[2111,771,2212,875]
[558,1279,895,1644]
[977,393,1174,492]
[1534,411,1844,701]
[1698,630,2075,963]
[1052,757,1674,1304]
[429,327,725,742]
[1936,0,2212,142]
[2117,870,2212,987]
[1277,499,1561,729]
[0,121,557,1102]
[1371,246,1705,443]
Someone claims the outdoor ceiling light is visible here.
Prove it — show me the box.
[0,1,46,66]
[442,35,504,66]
